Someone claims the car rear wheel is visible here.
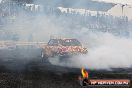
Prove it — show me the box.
[41,51,50,63]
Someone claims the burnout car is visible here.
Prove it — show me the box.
[41,38,88,58]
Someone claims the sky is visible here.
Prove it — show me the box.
[93,0,132,5]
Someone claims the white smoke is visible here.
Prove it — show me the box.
[49,32,132,69]
[12,12,132,70]
[1,0,132,70]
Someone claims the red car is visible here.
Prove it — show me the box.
[41,38,88,58]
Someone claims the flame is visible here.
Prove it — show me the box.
[81,68,89,78]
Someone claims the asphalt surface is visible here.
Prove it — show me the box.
[0,58,132,88]
[0,57,81,88]
[0,56,132,88]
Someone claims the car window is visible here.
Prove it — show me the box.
[48,39,58,46]
[62,39,82,46]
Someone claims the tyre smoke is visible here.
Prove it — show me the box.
[49,32,132,70]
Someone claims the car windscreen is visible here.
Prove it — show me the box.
[62,39,82,46]
[48,39,58,46]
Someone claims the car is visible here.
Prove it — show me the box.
[41,38,88,58]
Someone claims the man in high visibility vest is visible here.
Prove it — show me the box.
[79,68,91,87]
